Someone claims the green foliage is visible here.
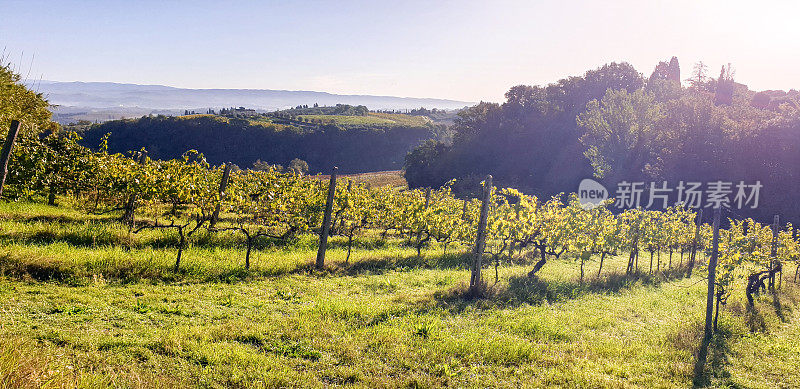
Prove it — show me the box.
[79,114,433,174]
[577,89,664,180]
[0,62,54,135]
[297,113,430,127]
[3,54,800,388]
[287,158,309,175]
[3,60,797,300]
[403,60,800,224]
[275,104,369,117]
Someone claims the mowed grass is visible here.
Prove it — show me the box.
[174,114,294,132]
[298,113,430,127]
[0,202,799,388]
[316,170,407,190]
[177,114,217,120]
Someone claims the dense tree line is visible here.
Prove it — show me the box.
[78,115,433,174]
[404,59,800,224]
[274,104,369,117]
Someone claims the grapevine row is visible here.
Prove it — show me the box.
[6,134,800,304]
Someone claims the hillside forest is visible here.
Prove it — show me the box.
[75,105,448,174]
[404,59,800,224]
[63,58,800,225]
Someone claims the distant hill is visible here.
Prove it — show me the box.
[77,113,436,174]
[25,80,472,123]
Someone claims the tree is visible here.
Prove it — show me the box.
[688,61,709,88]
[288,158,309,175]
[403,62,643,197]
[0,62,58,200]
[669,56,681,82]
[450,101,502,145]
[251,159,280,172]
[403,140,449,189]
[577,89,665,181]
[714,64,736,106]
[649,56,680,83]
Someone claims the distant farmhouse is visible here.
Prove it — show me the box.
[220,106,259,117]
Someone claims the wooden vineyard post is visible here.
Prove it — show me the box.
[415,187,432,257]
[688,208,703,277]
[48,186,57,206]
[626,211,643,275]
[316,167,338,269]
[0,120,22,198]
[770,214,780,290]
[210,163,232,228]
[330,180,352,234]
[121,151,147,225]
[508,201,521,257]
[470,175,492,295]
[771,215,779,258]
[794,228,799,284]
[704,207,721,340]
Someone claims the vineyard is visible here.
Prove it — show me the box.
[2,67,800,387]
[5,131,798,295]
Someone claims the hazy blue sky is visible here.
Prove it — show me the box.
[2,0,798,101]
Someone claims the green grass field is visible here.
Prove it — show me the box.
[298,113,430,127]
[0,202,798,388]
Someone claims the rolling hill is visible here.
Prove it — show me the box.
[25,80,472,124]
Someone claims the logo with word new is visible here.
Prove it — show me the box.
[577,179,763,210]
[578,179,608,208]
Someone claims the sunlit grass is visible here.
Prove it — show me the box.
[298,113,430,127]
[334,170,407,189]
[0,201,798,388]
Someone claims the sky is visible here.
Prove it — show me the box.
[2,0,799,102]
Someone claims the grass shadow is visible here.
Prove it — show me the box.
[691,329,734,388]
[426,265,691,313]
[0,245,468,285]
[330,252,471,276]
[734,288,799,332]
[0,214,118,224]
[0,229,127,248]
[745,304,768,333]
[690,284,800,387]
[769,286,798,323]
[772,293,787,323]
[0,216,419,254]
